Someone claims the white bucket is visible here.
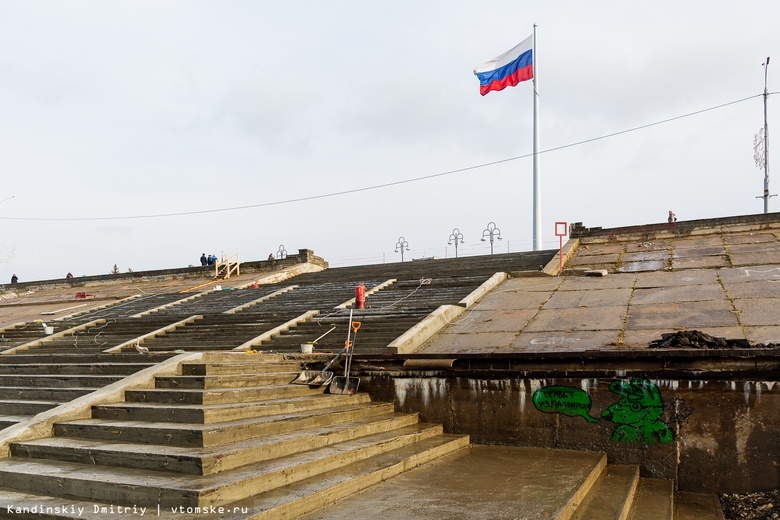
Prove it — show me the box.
[44,326,54,335]
[300,343,314,354]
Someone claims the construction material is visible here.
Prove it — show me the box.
[300,326,337,354]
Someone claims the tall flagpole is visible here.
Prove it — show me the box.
[532,24,542,250]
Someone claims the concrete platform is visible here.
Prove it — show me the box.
[300,446,606,520]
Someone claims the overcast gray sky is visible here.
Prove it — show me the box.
[0,1,777,282]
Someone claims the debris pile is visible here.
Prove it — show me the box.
[648,330,779,349]
[720,489,779,520]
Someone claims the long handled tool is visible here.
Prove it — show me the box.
[291,344,346,386]
[329,316,361,395]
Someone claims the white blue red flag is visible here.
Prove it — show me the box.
[474,35,533,96]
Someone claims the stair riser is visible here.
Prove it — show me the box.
[0,419,22,430]
[55,404,395,447]
[0,364,152,376]
[92,394,372,424]
[0,376,122,388]
[252,437,471,520]
[132,346,234,352]
[181,363,302,375]
[0,388,94,400]
[125,385,322,404]
[0,470,197,509]
[0,401,59,415]
[154,373,298,389]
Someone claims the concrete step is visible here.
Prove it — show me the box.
[181,361,302,375]
[54,402,396,447]
[676,492,726,520]
[226,434,470,519]
[125,383,324,404]
[0,415,28,429]
[92,393,371,424]
[13,412,422,475]
[0,399,62,415]
[0,386,95,401]
[0,434,469,519]
[126,344,236,352]
[0,374,124,388]
[0,363,154,375]
[154,372,299,389]
[0,424,456,507]
[570,464,640,519]
[628,478,674,520]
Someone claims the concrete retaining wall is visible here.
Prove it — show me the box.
[360,372,779,494]
[570,212,780,243]
[0,249,328,293]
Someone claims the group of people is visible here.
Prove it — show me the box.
[200,253,218,266]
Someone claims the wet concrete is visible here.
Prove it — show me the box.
[300,446,605,520]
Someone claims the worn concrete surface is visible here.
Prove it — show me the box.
[301,446,606,520]
[0,264,317,329]
[419,229,780,354]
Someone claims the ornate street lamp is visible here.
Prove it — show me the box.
[276,245,287,259]
[481,222,503,255]
[395,237,410,262]
[448,228,464,258]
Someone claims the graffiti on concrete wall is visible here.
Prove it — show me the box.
[601,379,673,443]
[532,378,673,444]
[532,386,598,423]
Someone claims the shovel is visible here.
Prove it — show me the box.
[291,345,345,386]
[329,318,362,395]
[289,326,338,386]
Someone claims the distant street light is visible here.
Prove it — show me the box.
[481,222,503,255]
[276,245,287,259]
[395,237,410,262]
[756,56,776,212]
[448,228,464,258]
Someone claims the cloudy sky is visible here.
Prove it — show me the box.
[0,1,777,282]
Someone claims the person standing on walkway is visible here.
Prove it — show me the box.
[668,211,677,223]
[10,274,17,284]
[200,253,207,266]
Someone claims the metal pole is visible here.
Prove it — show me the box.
[532,24,542,250]
[764,57,771,213]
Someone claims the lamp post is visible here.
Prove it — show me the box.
[395,237,410,262]
[757,57,775,212]
[448,228,464,258]
[276,245,287,259]
[481,222,502,255]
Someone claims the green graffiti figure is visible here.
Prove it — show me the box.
[601,379,673,444]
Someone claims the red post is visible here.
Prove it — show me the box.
[355,284,366,309]
[555,222,568,275]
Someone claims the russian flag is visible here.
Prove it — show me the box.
[474,35,533,96]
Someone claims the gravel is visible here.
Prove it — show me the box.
[721,490,780,520]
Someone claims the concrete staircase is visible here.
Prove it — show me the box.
[0,353,726,519]
[0,353,168,431]
[0,354,470,518]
